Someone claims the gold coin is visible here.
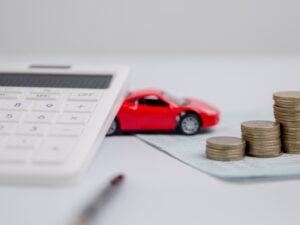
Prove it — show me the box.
[242,132,281,140]
[274,112,300,118]
[273,91,300,102]
[247,148,282,154]
[206,149,244,155]
[282,133,300,139]
[242,138,281,143]
[280,122,300,129]
[283,145,300,153]
[247,147,282,153]
[283,139,300,145]
[274,109,300,115]
[274,103,300,109]
[241,120,279,131]
[282,131,300,135]
[206,153,244,161]
[241,129,280,135]
[206,152,245,159]
[274,99,300,105]
[283,142,300,147]
[274,116,300,122]
[284,149,300,154]
[281,126,300,131]
[244,137,281,143]
[242,132,280,139]
[206,147,244,155]
[283,138,300,142]
[246,141,281,148]
[206,143,245,151]
[283,146,300,152]
[274,105,300,112]
[247,145,282,151]
[282,127,300,132]
[206,152,244,159]
[274,98,300,104]
[283,140,300,145]
[247,151,282,158]
[283,137,300,142]
[274,110,300,115]
[206,136,245,149]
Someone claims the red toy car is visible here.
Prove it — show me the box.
[107,89,220,135]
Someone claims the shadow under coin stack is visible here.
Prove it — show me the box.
[206,136,246,161]
[273,91,300,154]
[241,121,281,157]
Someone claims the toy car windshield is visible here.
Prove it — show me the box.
[162,91,188,106]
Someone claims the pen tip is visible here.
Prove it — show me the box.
[111,174,125,186]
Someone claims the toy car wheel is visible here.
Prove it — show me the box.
[180,114,201,135]
[107,118,119,136]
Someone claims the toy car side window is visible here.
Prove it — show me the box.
[142,95,169,107]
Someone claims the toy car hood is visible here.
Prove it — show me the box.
[184,97,220,116]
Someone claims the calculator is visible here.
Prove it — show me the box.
[0,65,129,184]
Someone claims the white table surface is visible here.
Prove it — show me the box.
[1,55,300,225]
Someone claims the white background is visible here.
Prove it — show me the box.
[1,0,300,55]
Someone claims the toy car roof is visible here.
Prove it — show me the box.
[127,89,163,99]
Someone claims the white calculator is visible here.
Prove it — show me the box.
[0,65,129,184]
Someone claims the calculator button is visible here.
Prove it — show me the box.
[0,87,22,94]
[33,138,76,164]
[0,111,23,123]
[1,100,31,111]
[64,102,97,113]
[24,112,57,124]
[0,150,29,163]
[50,125,84,137]
[68,91,102,101]
[0,135,7,143]
[0,123,16,135]
[30,88,62,95]
[27,93,57,100]
[0,92,18,99]
[32,101,62,112]
[57,113,90,124]
[15,124,49,136]
[5,136,41,149]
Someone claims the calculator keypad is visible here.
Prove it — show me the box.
[0,123,16,134]
[68,90,102,101]
[0,87,103,164]
[49,125,84,137]
[27,93,58,101]
[33,101,62,112]
[0,92,18,99]
[15,124,49,136]
[0,149,29,163]
[64,102,97,113]
[57,113,90,124]
[33,138,76,164]
[2,100,32,111]
[0,111,23,123]
[5,136,42,149]
[24,112,57,124]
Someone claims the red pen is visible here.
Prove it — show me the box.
[73,174,125,225]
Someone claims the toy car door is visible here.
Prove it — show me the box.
[136,95,177,130]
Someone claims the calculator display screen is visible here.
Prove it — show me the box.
[0,73,112,89]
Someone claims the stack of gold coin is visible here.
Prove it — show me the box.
[273,91,300,153]
[241,120,281,157]
[206,136,246,161]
